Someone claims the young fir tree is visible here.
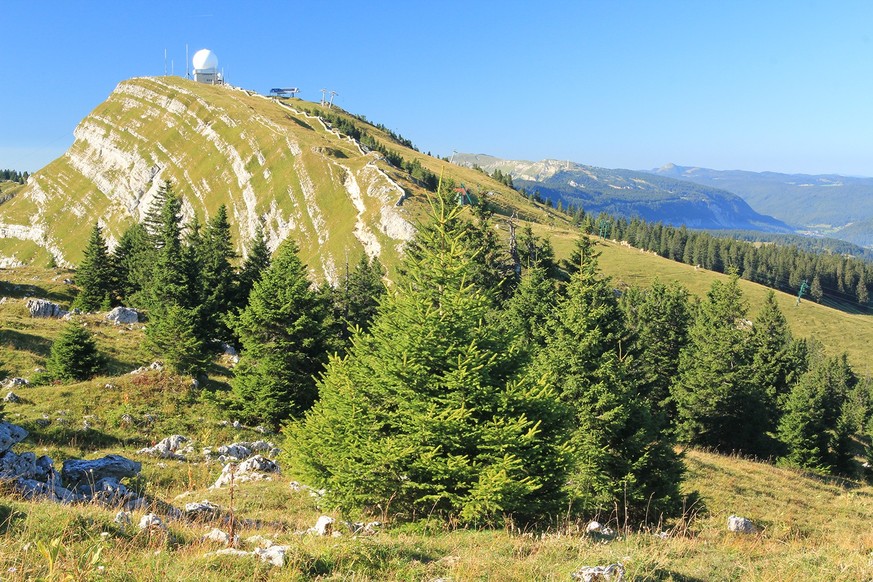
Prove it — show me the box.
[230,238,329,427]
[197,205,237,343]
[285,194,573,525]
[500,266,559,354]
[235,223,271,310]
[72,223,113,312]
[46,321,104,382]
[534,234,683,522]
[143,191,208,375]
[110,222,151,304]
[322,253,386,351]
[778,344,854,473]
[748,290,799,433]
[620,280,692,417]
[672,275,772,456]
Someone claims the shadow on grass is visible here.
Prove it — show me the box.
[0,281,73,304]
[0,328,53,357]
[0,504,26,535]
[23,425,129,452]
[636,570,706,582]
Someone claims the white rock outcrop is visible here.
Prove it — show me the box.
[106,306,139,324]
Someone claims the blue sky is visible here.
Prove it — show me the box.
[2,0,873,176]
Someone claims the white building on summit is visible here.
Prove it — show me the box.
[192,49,222,84]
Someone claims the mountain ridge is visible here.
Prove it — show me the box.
[454,153,791,232]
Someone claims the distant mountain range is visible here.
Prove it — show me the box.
[647,164,873,246]
[454,154,791,233]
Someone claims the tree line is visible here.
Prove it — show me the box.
[0,169,28,184]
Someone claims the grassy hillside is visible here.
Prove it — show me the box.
[2,373,873,580]
[0,77,560,279]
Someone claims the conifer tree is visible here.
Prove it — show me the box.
[778,345,854,473]
[673,275,771,455]
[231,238,329,426]
[236,223,271,309]
[72,223,113,312]
[323,253,386,351]
[621,280,692,417]
[749,291,798,432]
[143,190,208,374]
[286,194,573,525]
[500,266,558,353]
[198,205,237,342]
[534,234,683,521]
[46,321,104,382]
[110,222,151,304]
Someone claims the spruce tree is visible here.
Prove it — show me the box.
[236,223,271,310]
[286,194,573,525]
[230,238,329,426]
[198,205,237,342]
[143,191,208,374]
[72,223,113,312]
[46,321,104,382]
[672,275,772,455]
[110,222,151,305]
[500,266,558,354]
[323,253,386,351]
[534,234,683,521]
[749,291,797,433]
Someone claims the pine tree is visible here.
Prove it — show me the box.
[810,274,824,303]
[72,223,113,312]
[672,275,772,455]
[535,234,683,521]
[46,321,104,382]
[286,194,573,525]
[230,238,329,426]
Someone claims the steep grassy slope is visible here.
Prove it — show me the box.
[0,77,552,279]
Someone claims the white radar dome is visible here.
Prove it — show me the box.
[192,49,218,71]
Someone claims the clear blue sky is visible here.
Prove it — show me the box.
[3,0,873,176]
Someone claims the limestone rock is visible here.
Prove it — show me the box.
[138,435,190,460]
[105,306,139,324]
[310,516,335,536]
[254,545,289,567]
[3,377,28,388]
[61,454,141,485]
[4,391,20,403]
[570,563,625,581]
[115,511,132,525]
[0,421,28,453]
[202,528,239,545]
[26,298,67,318]
[728,515,758,534]
[185,500,221,520]
[138,513,165,530]
[210,455,280,489]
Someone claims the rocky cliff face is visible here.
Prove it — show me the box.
[0,77,417,280]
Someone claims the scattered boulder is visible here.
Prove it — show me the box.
[4,392,20,404]
[571,563,625,581]
[210,455,280,489]
[204,440,279,462]
[728,515,758,534]
[138,513,165,531]
[185,500,222,521]
[26,298,67,318]
[62,454,141,485]
[138,435,191,460]
[310,516,335,536]
[345,520,381,536]
[129,362,164,375]
[0,421,28,453]
[203,527,239,545]
[253,545,289,567]
[3,377,27,388]
[0,450,52,480]
[105,306,139,324]
[115,511,131,525]
[585,521,615,537]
